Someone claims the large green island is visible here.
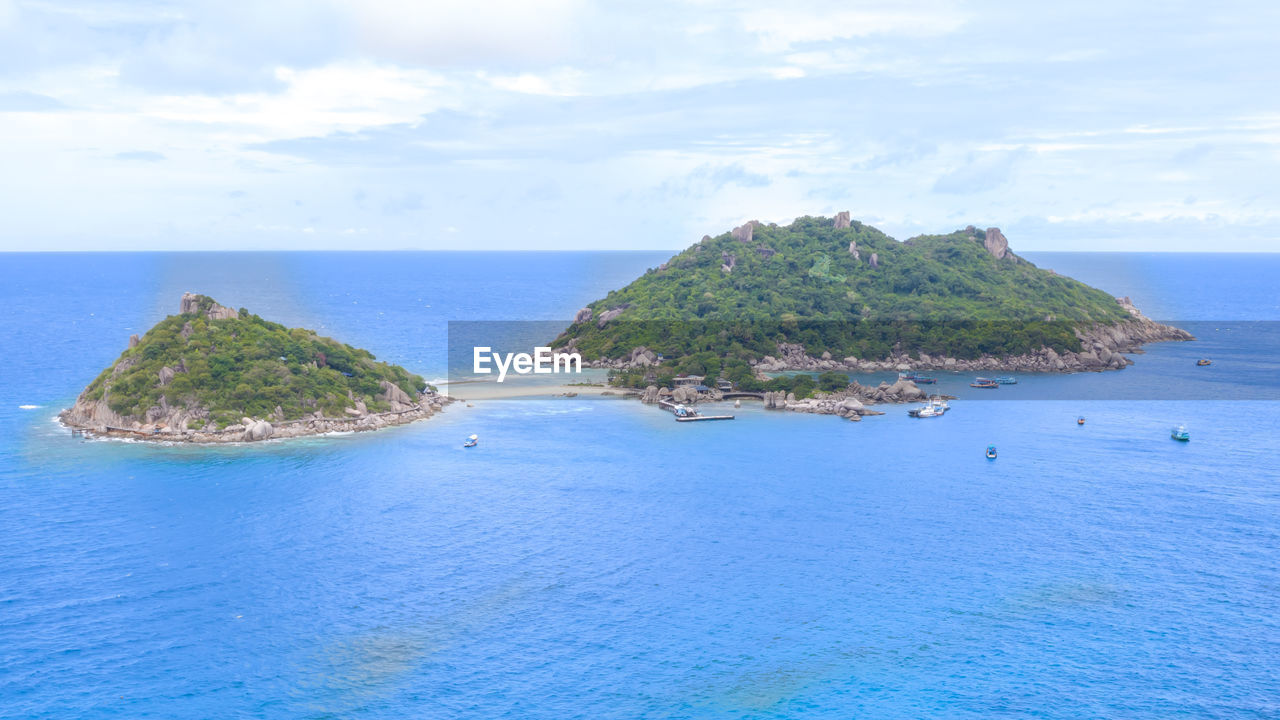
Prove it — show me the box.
[60,293,450,442]
[552,213,1191,408]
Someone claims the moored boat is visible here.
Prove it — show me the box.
[1077,416,1086,426]
[908,396,950,418]
[1196,359,1212,366]
[463,433,478,448]
[985,445,997,459]
[970,378,999,389]
[1171,425,1190,442]
[899,372,937,384]
[994,376,1017,385]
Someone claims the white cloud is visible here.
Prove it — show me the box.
[483,69,586,97]
[338,0,586,67]
[0,0,17,28]
[739,1,967,52]
[138,62,453,138]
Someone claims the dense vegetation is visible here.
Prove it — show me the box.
[553,216,1128,365]
[82,296,426,428]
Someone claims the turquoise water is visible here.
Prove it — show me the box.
[2,252,1279,718]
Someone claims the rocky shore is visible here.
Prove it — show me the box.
[636,377,941,421]
[60,384,454,443]
[583,296,1192,376]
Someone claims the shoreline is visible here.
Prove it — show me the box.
[59,392,456,445]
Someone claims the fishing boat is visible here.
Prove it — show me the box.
[899,372,937,384]
[994,376,1018,385]
[463,434,478,448]
[908,397,950,418]
[985,445,997,459]
[1170,425,1190,442]
[908,403,940,418]
[970,378,999,389]
[1077,416,1086,426]
[1196,359,1212,366]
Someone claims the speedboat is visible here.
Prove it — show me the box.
[1171,425,1190,442]
[463,434,478,448]
[985,445,998,459]
[970,378,999,389]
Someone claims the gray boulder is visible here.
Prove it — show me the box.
[984,227,1009,260]
[244,420,274,441]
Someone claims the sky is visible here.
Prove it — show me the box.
[0,0,1278,252]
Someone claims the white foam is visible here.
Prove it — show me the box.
[19,404,40,410]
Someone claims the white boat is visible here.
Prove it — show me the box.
[463,433,478,448]
[910,396,950,417]
[909,403,940,418]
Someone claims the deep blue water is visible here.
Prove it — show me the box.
[1,252,1279,719]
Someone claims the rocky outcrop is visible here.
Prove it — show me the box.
[848,241,860,262]
[596,307,626,327]
[180,291,238,321]
[759,380,926,421]
[244,420,274,441]
[128,334,140,348]
[834,211,851,229]
[574,307,593,324]
[378,379,416,411]
[869,253,879,268]
[731,220,760,243]
[627,347,658,367]
[721,251,737,274]
[984,227,1009,260]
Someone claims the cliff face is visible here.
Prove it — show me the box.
[61,293,449,442]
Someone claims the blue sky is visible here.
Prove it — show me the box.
[1,0,1277,251]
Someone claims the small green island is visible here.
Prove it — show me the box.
[60,293,450,442]
[552,212,1191,411]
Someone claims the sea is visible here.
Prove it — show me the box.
[1,251,1278,719]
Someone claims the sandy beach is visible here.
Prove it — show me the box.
[439,378,626,401]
